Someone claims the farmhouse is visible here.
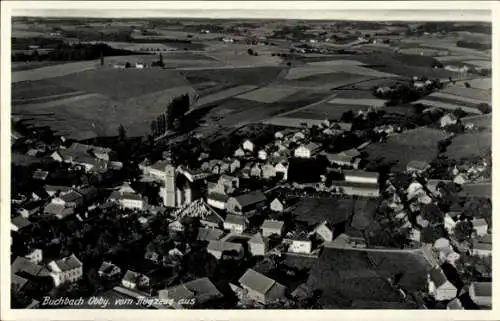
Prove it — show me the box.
[207,240,244,260]
[223,214,248,234]
[197,227,224,242]
[294,143,320,158]
[274,161,289,180]
[51,191,83,208]
[44,203,75,220]
[248,233,268,256]
[406,160,431,175]
[226,191,267,214]
[427,266,457,301]
[139,159,171,181]
[242,140,255,152]
[118,193,148,211]
[47,254,83,287]
[343,170,379,184]
[471,235,492,257]
[285,232,313,254]
[469,282,491,308]
[261,219,285,237]
[238,269,287,304]
[158,277,223,307]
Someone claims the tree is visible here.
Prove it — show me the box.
[247,48,254,56]
[464,82,471,88]
[454,220,473,242]
[413,103,426,114]
[477,103,491,114]
[452,108,467,119]
[340,110,354,123]
[125,61,131,68]
[118,124,126,141]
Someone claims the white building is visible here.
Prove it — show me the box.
[223,214,248,234]
[119,193,148,211]
[294,143,320,158]
[248,233,268,256]
[261,219,285,237]
[47,254,83,287]
[25,249,43,264]
[242,140,255,152]
[258,150,268,161]
[343,170,379,184]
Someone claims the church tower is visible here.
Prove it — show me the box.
[163,151,176,207]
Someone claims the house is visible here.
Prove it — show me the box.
[469,282,491,308]
[32,169,49,181]
[18,202,42,218]
[234,148,245,158]
[322,151,360,168]
[118,193,148,211]
[427,266,457,301]
[51,191,83,208]
[238,269,287,304]
[248,233,268,256]
[98,261,121,279]
[47,254,83,287]
[274,161,289,180]
[207,240,244,260]
[206,193,228,210]
[168,220,185,233]
[197,227,224,242]
[139,159,171,181]
[262,164,276,179]
[11,257,52,292]
[472,218,488,236]
[226,191,267,214]
[309,220,334,242]
[230,159,241,173]
[200,209,225,229]
[453,173,467,185]
[44,185,73,197]
[406,160,431,175]
[135,62,145,69]
[261,219,285,237]
[444,213,457,234]
[11,215,32,232]
[446,298,464,310]
[223,214,248,234]
[121,270,150,291]
[258,150,268,161]
[270,198,285,212]
[43,203,74,220]
[250,164,263,178]
[470,242,492,258]
[275,131,284,139]
[343,170,379,184]
[440,113,458,128]
[292,131,306,141]
[294,143,320,158]
[25,249,43,264]
[158,277,223,307]
[242,140,255,152]
[285,233,313,254]
[218,174,239,193]
[31,188,49,202]
[331,181,380,198]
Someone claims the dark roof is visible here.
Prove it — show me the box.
[59,191,83,203]
[53,254,83,271]
[232,191,267,208]
[239,269,282,295]
[11,216,32,230]
[12,257,50,278]
[207,193,229,202]
[459,183,491,198]
[471,282,491,297]
[429,266,448,288]
[292,197,354,226]
[224,214,247,226]
[182,277,223,303]
[197,228,224,241]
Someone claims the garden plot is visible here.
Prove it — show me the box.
[328,97,386,108]
[441,86,491,102]
[236,85,299,103]
[414,99,481,115]
[428,92,489,105]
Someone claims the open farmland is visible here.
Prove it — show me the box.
[428,92,489,105]
[461,114,492,130]
[441,85,491,103]
[195,85,258,106]
[435,55,490,63]
[285,63,398,80]
[328,97,386,108]
[414,99,481,115]
[286,103,361,121]
[236,85,299,103]
[445,131,491,160]
[12,61,72,72]
[12,60,100,83]
[182,66,285,86]
[364,127,450,172]
[278,72,374,90]
[464,78,492,90]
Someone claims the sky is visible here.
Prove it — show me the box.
[7,1,493,22]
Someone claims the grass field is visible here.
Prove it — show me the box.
[365,127,450,172]
[428,92,488,105]
[12,60,100,83]
[12,80,79,100]
[279,72,373,90]
[441,85,491,103]
[182,66,284,87]
[328,97,386,107]
[445,131,491,160]
[12,61,71,72]
[286,103,361,121]
[461,114,492,130]
[236,85,299,103]
[435,55,490,63]
[465,78,491,90]
[414,99,481,115]
[195,85,258,106]
[285,64,398,80]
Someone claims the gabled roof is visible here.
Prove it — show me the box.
[59,191,83,203]
[11,216,32,230]
[12,257,50,278]
[231,191,266,207]
[239,269,282,295]
[471,282,491,297]
[53,254,83,271]
[261,219,284,231]
[472,218,488,227]
[197,228,224,241]
[339,148,361,158]
[98,261,120,275]
[224,214,247,226]
[207,240,243,253]
[429,266,449,288]
[343,170,379,180]
[249,233,266,245]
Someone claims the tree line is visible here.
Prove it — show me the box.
[149,94,191,138]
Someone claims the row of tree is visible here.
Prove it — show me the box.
[149,94,191,137]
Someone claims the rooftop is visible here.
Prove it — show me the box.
[207,240,243,253]
[292,197,354,226]
[407,160,430,170]
[197,228,224,241]
[53,254,83,271]
[471,282,491,297]
[224,214,247,226]
[261,219,284,231]
[11,215,32,230]
[239,268,281,295]
[231,191,267,208]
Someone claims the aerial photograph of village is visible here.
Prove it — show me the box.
[9,11,492,310]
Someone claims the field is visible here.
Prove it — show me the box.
[12,61,71,72]
[413,99,481,115]
[428,92,488,105]
[286,103,359,121]
[435,55,490,63]
[279,72,374,90]
[236,85,299,103]
[364,127,450,172]
[461,114,492,130]
[464,78,492,91]
[195,85,258,106]
[445,131,491,160]
[285,63,398,80]
[328,97,386,108]
[12,60,100,83]
[441,85,491,103]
